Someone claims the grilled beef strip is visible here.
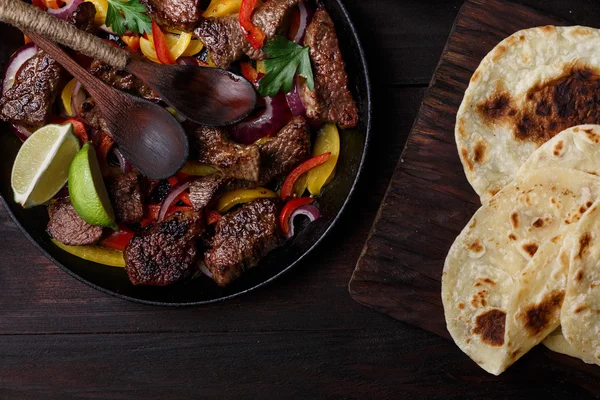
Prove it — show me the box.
[106,171,144,224]
[300,7,358,129]
[193,0,300,68]
[192,125,261,181]
[141,0,201,32]
[204,198,283,286]
[259,115,310,185]
[47,199,104,246]
[124,211,205,286]
[78,97,112,135]
[188,175,257,211]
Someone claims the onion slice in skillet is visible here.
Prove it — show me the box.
[47,0,84,20]
[2,43,38,95]
[158,182,190,221]
[286,204,320,239]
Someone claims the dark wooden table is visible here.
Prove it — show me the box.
[1,1,598,399]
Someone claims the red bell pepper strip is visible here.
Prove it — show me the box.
[206,209,222,225]
[280,153,331,200]
[65,118,89,144]
[176,172,189,181]
[32,0,47,10]
[152,22,175,64]
[146,204,161,220]
[174,191,193,207]
[279,197,314,235]
[288,7,301,41]
[100,227,134,252]
[239,0,266,50]
[121,34,140,52]
[167,176,179,187]
[241,61,259,83]
[46,0,63,9]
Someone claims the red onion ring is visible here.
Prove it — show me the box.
[285,77,306,116]
[2,43,37,95]
[229,92,292,145]
[158,182,190,221]
[48,0,84,20]
[71,81,86,117]
[286,204,320,239]
[197,261,214,278]
[10,124,33,141]
[292,2,314,44]
[113,147,133,174]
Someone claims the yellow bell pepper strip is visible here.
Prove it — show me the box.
[239,0,265,50]
[280,153,331,200]
[61,78,78,116]
[294,173,308,198]
[203,0,242,18]
[180,161,218,176]
[217,188,278,213]
[152,22,175,64]
[139,36,160,63]
[51,239,125,267]
[280,197,313,236]
[166,31,193,59]
[85,0,109,25]
[306,123,340,195]
[181,39,204,57]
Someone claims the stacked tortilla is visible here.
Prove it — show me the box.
[444,24,600,375]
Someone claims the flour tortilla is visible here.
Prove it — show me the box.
[456,26,600,202]
[518,125,600,177]
[543,326,597,365]
[442,167,600,375]
[558,200,600,365]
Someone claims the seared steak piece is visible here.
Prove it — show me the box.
[68,2,97,33]
[194,0,300,68]
[78,98,111,135]
[0,50,63,129]
[141,0,201,32]
[47,199,104,246]
[106,172,144,224]
[192,126,261,181]
[189,175,231,210]
[125,212,204,286]
[88,60,159,102]
[204,198,283,286]
[259,116,310,184]
[300,7,358,129]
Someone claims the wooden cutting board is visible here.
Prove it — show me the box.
[349,0,600,390]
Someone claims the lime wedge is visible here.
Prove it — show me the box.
[68,142,117,230]
[11,124,80,208]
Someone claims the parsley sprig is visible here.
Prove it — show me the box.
[106,0,152,36]
[257,36,315,98]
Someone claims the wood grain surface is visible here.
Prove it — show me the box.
[350,0,600,395]
[3,0,600,398]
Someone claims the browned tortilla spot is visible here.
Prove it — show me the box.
[573,27,592,36]
[473,140,488,163]
[575,269,584,282]
[574,305,588,314]
[489,188,500,197]
[492,45,507,62]
[584,129,600,143]
[472,309,506,347]
[553,140,564,156]
[560,249,570,269]
[510,349,521,360]
[576,232,592,259]
[580,206,588,214]
[520,290,565,336]
[522,243,539,257]
[471,290,488,308]
[587,201,594,208]
[532,218,544,228]
[541,25,555,33]
[511,212,519,229]
[461,148,473,171]
[477,92,514,123]
[467,240,484,253]
[458,302,465,310]
[509,233,517,241]
[457,118,467,138]
[471,70,481,83]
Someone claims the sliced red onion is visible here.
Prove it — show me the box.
[47,0,84,20]
[2,43,37,95]
[158,182,190,221]
[285,77,306,116]
[286,204,320,239]
[71,81,86,117]
[229,92,292,145]
[99,24,116,35]
[197,261,214,279]
[292,2,314,44]
[10,124,32,141]
[113,148,133,174]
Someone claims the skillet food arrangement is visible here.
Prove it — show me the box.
[444,26,600,375]
[0,0,358,288]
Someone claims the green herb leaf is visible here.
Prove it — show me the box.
[257,36,315,98]
[105,0,152,36]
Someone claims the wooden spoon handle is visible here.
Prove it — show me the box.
[0,0,130,69]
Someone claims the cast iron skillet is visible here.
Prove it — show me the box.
[0,0,371,306]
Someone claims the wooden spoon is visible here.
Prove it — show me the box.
[0,0,257,126]
[27,32,189,180]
